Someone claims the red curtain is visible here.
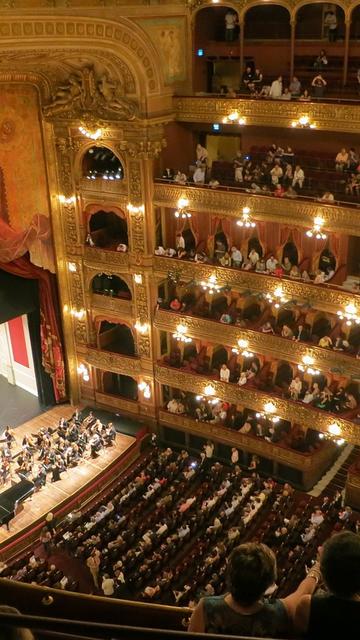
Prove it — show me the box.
[0,256,66,402]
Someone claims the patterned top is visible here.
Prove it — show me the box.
[202,594,290,638]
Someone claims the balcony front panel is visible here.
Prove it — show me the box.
[154,256,358,312]
[94,391,140,415]
[84,347,142,377]
[159,409,333,472]
[155,364,359,445]
[154,310,360,378]
[84,247,130,271]
[175,97,360,135]
[90,293,134,318]
[154,183,360,238]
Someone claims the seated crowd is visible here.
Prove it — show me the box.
[0,411,116,488]
[4,439,360,638]
[160,141,360,206]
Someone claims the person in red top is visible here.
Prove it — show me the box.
[169,297,182,311]
[274,263,284,277]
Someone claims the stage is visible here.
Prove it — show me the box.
[0,405,137,553]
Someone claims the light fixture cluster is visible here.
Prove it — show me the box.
[173,324,192,343]
[138,381,151,399]
[175,197,191,219]
[200,274,222,295]
[58,194,76,205]
[78,126,102,140]
[68,262,77,273]
[266,286,288,309]
[305,216,327,240]
[298,355,320,376]
[337,303,360,326]
[86,170,122,181]
[232,338,254,358]
[318,422,345,446]
[196,384,218,405]
[236,206,256,228]
[127,204,145,215]
[222,111,246,125]
[291,116,316,129]
[134,274,143,284]
[134,320,149,334]
[256,401,280,424]
[70,308,85,320]
[195,394,219,405]
[77,363,90,382]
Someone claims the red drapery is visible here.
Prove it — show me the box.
[0,256,66,402]
[0,214,55,272]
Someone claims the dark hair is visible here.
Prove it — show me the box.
[227,543,276,605]
[321,531,360,598]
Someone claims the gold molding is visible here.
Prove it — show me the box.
[155,309,360,378]
[175,96,360,135]
[83,247,130,270]
[153,256,359,312]
[154,183,360,237]
[95,391,140,415]
[159,409,334,471]
[155,364,360,444]
[84,346,142,376]
[90,293,134,318]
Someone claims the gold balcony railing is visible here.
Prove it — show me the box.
[153,256,358,313]
[84,346,142,376]
[155,363,359,445]
[84,246,130,270]
[154,182,360,238]
[90,293,134,318]
[174,96,360,135]
[154,309,360,378]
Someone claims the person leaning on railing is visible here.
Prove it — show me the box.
[188,542,320,637]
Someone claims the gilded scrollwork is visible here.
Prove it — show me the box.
[153,256,359,312]
[118,138,167,160]
[84,347,142,376]
[155,364,360,445]
[154,183,360,238]
[175,97,360,135]
[83,247,130,271]
[155,310,360,378]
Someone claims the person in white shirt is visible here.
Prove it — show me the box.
[269,76,282,99]
[167,398,179,414]
[178,524,190,539]
[231,246,242,267]
[270,163,283,185]
[174,170,187,185]
[155,245,166,256]
[319,191,334,202]
[289,376,302,400]
[335,148,349,171]
[292,165,305,189]
[193,162,206,184]
[220,363,230,382]
[324,10,337,42]
[156,522,168,537]
[175,233,185,250]
[196,144,208,164]
[310,509,324,527]
[266,255,277,272]
[224,10,238,42]
[248,248,260,266]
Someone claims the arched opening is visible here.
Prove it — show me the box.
[295,4,344,40]
[319,247,336,274]
[278,308,295,327]
[349,325,360,349]
[242,355,260,373]
[102,372,138,400]
[211,346,228,371]
[282,241,299,266]
[98,321,136,356]
[91,274,132,300]
[350,6,360,39]
[183,343,197,362]
[88,211,128,250]
[275,362,293,387]
[243,5,290,79]
[82,146,124,181]
[243,302,262,322]
[248,236,263,258]
[193,6,240,93]
[182,227,196,252]
[312,314,332,339]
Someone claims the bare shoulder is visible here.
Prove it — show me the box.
[188,598,205,633]
[293,594,311,634]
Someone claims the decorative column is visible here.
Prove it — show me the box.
[290,17,296,81]
[343,17,351,86]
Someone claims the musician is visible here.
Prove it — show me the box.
[4,426,16,448]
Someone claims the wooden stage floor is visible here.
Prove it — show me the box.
[0,405,136,546]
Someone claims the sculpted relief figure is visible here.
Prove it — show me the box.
[43,66,136,120]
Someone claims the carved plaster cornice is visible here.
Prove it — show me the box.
[153,256,359,313]
[84,347,142,376]
[83,247,130,270]
[175,96,360,135]
[154,309,360,378]
[158,409,334,470]
[155,364,360,444]
[154,183,360,238]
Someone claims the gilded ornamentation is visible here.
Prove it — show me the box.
[43,66,137,120]
[119,139,166,160]
[175,97,360,135]
[155,310,360,378]
[74,318,88,345]
[95,391,140,414]
[134,281,151,358]
[153,257,359,312]
[84,247,130,270]
[154,183,360,237]
[85,347,142,376]
[91,293,134,318]
[155,364,360,445]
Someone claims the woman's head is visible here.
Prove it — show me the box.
[227,543,277,605]
[321,531,360,598]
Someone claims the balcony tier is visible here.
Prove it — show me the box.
[154,256,358,313]
[154,182,360,238]
[84,247,130,270]
[90,293,134,318]
[155,363,359,445]
[174,96,360,135]
[84,347,142,377]
[154,309,360,378]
